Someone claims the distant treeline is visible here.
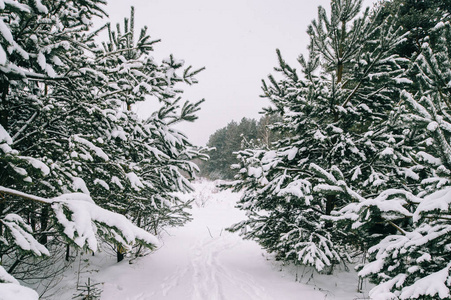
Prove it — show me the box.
[199,115,283,180]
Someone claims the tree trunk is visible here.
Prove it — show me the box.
[66,244,70,261]
[336,21,346,84]
[0,79,9,130]
[8,255,23,274]
[30,203,36,232]
[39,206,49,245]
[325,195,336,229]
[117,245,124,262]
[325,194,336,216]
[337,62,343,85]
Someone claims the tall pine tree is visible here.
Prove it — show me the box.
[229,0,413,273]
[356,16,451,299]
[0,0,205,296]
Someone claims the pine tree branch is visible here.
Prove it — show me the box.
[341,50,384,107]
[12,100,86,147]
[341,81,363,107]
[438,88,451,111]
[387,220,407,235]
[418,46,451,110]
[422,215,451,221]
[95,88,129,100]
[0,186,50,204]
[11,111,39,141]
[25,73,83,81]
[97,45,160,58]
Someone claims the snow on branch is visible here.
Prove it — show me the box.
[413,186,451,222]
[0,186,160,253]
[398,262,451,299]
[52,199,159,252]
[309,163,338,184]
[1,214,50,256]
[0,265,39,300]
[0,186,49,204]
[282,230,341,272]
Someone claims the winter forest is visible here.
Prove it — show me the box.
[1,0,451,299]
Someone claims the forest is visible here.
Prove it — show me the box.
[1,0,451,299]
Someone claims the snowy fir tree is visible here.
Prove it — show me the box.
[377,0,451,59]
[0,0,205,297]
[229,0,451,298]
[229,0,414,273]
[355,16,451,300]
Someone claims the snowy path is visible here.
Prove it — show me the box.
[94,182,368,300]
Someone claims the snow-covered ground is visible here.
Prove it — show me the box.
[52,180,372,299]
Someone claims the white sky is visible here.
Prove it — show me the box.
[103,0,376,146]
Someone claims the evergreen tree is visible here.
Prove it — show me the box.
[228,0,413,273]
[0,0,205,296]
[256,114,284,147]
[203,126,229,179]
[356,18,451,300]
[378,0,451,58]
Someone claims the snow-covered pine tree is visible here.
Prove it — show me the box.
[377,0,451,59]
[72,7,207,255]
[0,0,205,296]
[229,0,414,273]
[357,17,451,300]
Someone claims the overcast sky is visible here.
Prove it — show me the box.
[103,0,376,146]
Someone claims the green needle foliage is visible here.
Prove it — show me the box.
[228,0,451,298]
[0,1,206,297]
